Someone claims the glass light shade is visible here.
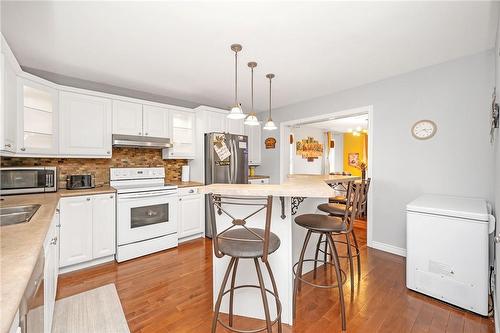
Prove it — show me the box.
[244,114,260,126]
[263,118,277,130]
[227,104,246,119]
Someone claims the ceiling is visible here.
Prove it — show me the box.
[305,114,369,133]
[1,1,498,111]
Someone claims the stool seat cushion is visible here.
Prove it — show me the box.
[317,203,348,217]
[329,196,347,204]
[218,228,281,258]
[294,214,347,233]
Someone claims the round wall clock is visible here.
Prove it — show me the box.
[411,120,437,140]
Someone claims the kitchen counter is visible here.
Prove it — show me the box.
[203,174,360,198]
[58,185,116,197]
[248,175,270,180]
[0,193,60,333]
[0,186,116,333]
[168,181,204,188]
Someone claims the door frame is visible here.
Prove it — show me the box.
[279,105,374,248]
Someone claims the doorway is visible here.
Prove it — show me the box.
[279,105,373,247]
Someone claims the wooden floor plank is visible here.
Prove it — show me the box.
[57,227,494,333]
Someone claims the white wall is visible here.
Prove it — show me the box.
[333,133,344,173]
[495,13,500,219]
[290,126,325,174]
[258,50,495,251]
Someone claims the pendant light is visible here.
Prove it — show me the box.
[227,44,246,119]
[244,61,260,126]
[263,73,277,130]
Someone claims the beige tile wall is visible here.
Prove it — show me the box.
[0,148,188,187]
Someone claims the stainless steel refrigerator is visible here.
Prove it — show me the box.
[205,132,248,237]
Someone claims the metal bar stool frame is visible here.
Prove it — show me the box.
[209,194,282,333]
[293,182,363,332]
[314,179,371,295]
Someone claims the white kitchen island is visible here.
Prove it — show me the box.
[202,174,359,326]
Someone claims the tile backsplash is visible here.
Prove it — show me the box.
[0,148,188,188]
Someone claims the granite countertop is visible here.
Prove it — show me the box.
[58,185,116,197]
[248,175,270,180]
[0,193,60,333]
[168,181,205,188]
[203,174,361,198]
[0,186,116,333]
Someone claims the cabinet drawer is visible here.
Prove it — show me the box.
[248,178,270,184]
[178,186,200,196]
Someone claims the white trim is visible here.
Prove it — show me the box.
[59,255,115,274]
[278,105,375,249]
[178,233,204,244]
[370,240,407,257]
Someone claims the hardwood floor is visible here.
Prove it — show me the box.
[57,225,494,332]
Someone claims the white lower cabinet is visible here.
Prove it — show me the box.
[60,194,115,269]
[44,207,60,333]
[178,187,204,241]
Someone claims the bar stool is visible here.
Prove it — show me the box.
[208,194,282,333]
[316,179,371,293]
[293,182,362,332]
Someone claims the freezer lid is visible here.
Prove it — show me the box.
[406,194,489,222]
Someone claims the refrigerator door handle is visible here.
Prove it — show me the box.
[232,138,239,184]
[230,138,237,184]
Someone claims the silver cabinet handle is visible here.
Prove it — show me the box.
[86,197,91,201]
[495,235,500,243]
[107,151,111,154]
[56,208,60,213]
[4,143,11,148]
[139,132,142,135]
[110,195,114,199]
[56,224,61,227]
[20,147,26,151]
[145,132,148,136]
[189,189,194,193]
[50,237,58,245]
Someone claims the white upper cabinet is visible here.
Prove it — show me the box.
[245,124,262,165]
[227,118,245,135]
[143,105,170,138]
[206,111,227,133]
[112,100,143,136]
[164,110,196,159]
[17,78,59,155]
[1,54,17,153]
[59,91,112,157]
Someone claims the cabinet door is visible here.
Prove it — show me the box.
[0,53,17,152]
[17,78,59,154]
[245,124,262,165]
[206,111,226,133]
[166,110,195,158]
[92,193,116,259]
[227,118,244,135]
[178,193,204,239]
[44,216,58,333]
[112,100,143,136]
[59,91,112,156]
[143,105,169,138]
[59,196,93,267]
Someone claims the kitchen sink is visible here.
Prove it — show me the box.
[0,204,41,226]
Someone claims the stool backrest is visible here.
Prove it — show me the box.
[343,181,363,233]
[208,194,274,262]
[356,178,371,216]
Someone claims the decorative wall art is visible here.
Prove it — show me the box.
[348,152,359,167]
[265,137,277,149]
[296,136,323,162]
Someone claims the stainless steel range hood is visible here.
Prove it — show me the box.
[112,134,173,149]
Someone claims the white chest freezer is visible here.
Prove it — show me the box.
[406,194,494,315]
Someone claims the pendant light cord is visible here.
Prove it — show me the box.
[251,66,254,113]
[269,76,272,118]
[234,50,238,105]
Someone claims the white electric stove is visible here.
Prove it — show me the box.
[110,167,178,262]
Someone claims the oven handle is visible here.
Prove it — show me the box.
[118,191,178,199]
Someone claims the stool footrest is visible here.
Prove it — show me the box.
[292,259,347,289]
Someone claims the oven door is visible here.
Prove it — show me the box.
[117,190,178,245]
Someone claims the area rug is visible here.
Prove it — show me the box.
[52,284,130,333]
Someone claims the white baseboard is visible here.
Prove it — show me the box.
[369,240,407,257]
[179,233,204,244]
[59,255,115,274]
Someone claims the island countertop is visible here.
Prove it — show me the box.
[203,174,360,197]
